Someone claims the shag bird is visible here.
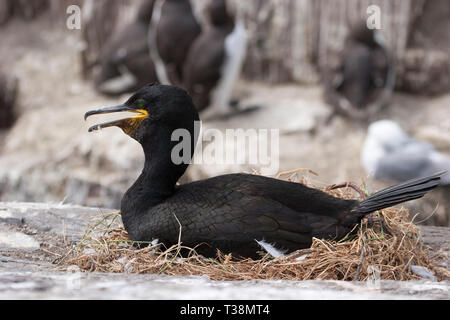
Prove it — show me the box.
[149,0,201,86]
[85,84,443,259]
[323,21,394,120]
[183,0,247,120]
[94,0,158,96]
[362,120,450,185]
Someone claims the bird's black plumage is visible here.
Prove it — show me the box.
[323,21,394,120]
[85,84,443,259]
[94,0,157,96]
[183,0,236,112]
[152,0,201,86]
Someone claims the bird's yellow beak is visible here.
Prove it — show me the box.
[84,105,149,135]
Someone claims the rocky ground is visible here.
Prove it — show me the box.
[0,202,449,299]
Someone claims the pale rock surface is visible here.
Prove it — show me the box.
[0,202,448,300]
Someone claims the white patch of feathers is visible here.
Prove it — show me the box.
[148,0,172,85]
[200,20,247,120]
[255,239,286,258]
[361,120,450,184]
[361,120,409,175]
[98,65,138,94]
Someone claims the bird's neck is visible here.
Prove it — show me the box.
[121,125,193,216]
[211,14,234,31]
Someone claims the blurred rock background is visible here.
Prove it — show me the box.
[0,0,448,225]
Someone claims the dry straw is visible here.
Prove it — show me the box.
[65,171,448,281]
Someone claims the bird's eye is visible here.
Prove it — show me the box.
[138,101,145,108]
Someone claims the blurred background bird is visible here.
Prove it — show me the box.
[93,0,157,96]
[361,119,450,226]
[361,120,450,185]
[183,0,247,120]
[323,20,395,120]
[149,0,201,86]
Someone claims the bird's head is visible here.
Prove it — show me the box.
[348,20,377,47]
[85,84,200,145]
[367,120,410,150]
[207,0,233,27]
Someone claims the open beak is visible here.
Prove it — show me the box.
[84,104,149,135]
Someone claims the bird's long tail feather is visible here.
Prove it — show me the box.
[357,171,445,215]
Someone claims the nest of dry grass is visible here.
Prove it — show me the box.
[65,171,449,281]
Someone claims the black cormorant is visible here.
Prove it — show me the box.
[149,0,201,86]
[183,0,247,120]
[85,84,443,258]
[323,21,394,120]
[94,0,158,96]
